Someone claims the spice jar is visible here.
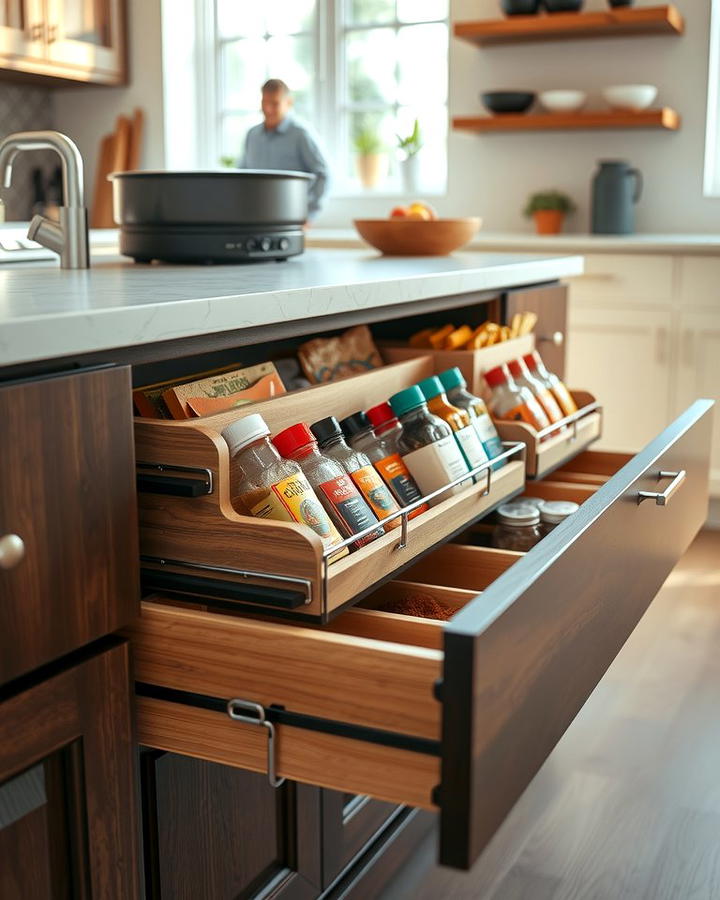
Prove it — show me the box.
[310,416,400,530]
[222,414,348,560]
[539,500,579,535]
[388,385,471,503]
[273,423,383,551]
[507,358,565,424]
[417,375,490,477]
[483,364,551,432]
[523,350,578,417]
[438,367,506,465]
[359,405,428,516]
[491,503,543,551]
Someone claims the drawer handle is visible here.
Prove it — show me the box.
[0,534,25,570]
[227,699,285,789]
[637,470,686,506]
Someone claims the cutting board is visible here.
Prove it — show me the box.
[90,109,145,228]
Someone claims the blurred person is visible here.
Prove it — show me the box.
[238,78,329,220]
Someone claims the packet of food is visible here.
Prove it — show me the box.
[298,325,383,384]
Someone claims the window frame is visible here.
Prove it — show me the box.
[197,0,448,197]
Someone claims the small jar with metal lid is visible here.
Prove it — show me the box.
[539,500,579,535]
[491,503,543,552]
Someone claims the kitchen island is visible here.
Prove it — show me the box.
[1,246,711,899]
[0,247,582,368]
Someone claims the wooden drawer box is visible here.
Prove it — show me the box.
[0,366,139,684]
[382,334,535,398]
[134,358,525,622]
[127,400,712,871]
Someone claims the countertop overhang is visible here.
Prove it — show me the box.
[0,247,583,367]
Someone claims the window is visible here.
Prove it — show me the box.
[210,0,448,195]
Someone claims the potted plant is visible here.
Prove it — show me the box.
[396,118,423,193]
[524,190,576,234]
[354,128,386,189]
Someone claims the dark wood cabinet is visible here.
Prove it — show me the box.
[321,793,399,886]
[0,639,139,898]
[0,365,139,685]
[505,283,568,377]
[140,753,323,899]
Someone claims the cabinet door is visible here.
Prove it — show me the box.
[321,792,399,886]
[675,311,720,495]
[45,0,125,83]
[505,283,568,378]
[0,365,138,684]
[140,753,321,899]
[0,0,44,60]
[566,306,672,452]
[0,640,139,898]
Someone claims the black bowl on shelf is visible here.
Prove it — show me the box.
[481,91,536,115]
[501,0,540,14]
[542,0,584,10]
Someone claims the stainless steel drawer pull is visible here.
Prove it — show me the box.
[227,699,285,788]
[0,534,25,570]
[637,470,686,506]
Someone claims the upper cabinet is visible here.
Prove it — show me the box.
[0,0,126,86]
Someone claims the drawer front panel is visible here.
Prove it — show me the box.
[440,400,713,869]
[0,366,139,683]
[567,254,674,306]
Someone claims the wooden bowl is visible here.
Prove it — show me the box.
[353,217,482,256]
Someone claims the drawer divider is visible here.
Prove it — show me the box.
[135,681,442,757]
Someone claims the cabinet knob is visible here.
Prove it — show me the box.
[0,534,25,570]
[538,331,564,347]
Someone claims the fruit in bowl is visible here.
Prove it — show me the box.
[389,201,438,221]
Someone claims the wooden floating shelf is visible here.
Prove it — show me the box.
[454,4,684,46]
[452,108,680,133]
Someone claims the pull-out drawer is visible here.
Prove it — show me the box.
[126,400,712,871]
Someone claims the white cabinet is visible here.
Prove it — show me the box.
[675,311,720,495]
[566,305,673,453]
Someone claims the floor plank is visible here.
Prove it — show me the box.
[378,531,720,900]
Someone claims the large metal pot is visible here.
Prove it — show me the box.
[109,169,315,263]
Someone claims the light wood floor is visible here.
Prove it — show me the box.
[380,530,720,900]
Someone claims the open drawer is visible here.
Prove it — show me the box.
[134,357,525,621]
[494,390,603,479]
[126,399,712,871]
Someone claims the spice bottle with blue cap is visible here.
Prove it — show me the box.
[438,367,505,466]
[416,375,490,478]
[389,385,471,503]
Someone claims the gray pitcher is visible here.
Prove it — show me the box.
[591,160,643,234]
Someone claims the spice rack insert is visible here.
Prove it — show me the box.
[494,390,602,479]
[134,357,526,622]
[381,334,535,398]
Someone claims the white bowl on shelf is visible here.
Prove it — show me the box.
[538,90,587,113]
[602,84,658,111]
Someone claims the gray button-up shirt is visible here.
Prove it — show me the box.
[238,116,329,218]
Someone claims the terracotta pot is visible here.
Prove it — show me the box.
[356,153,387,189]
[533,209,565,235]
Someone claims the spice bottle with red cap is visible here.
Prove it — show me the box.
[523,350,578,417]
[310,416,400,530]
[483,364,551,432]
[273,423,383,551]
[507,358,565,424]
[222,414,348,560]
[355,405,428,516]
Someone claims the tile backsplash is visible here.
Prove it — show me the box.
[0,83,55,221]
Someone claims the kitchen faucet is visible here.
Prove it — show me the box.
[0,130,89,269]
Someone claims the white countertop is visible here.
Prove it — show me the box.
[0,247,583,367]
[308,229,720,256]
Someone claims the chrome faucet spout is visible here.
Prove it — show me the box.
[0,130,89,268]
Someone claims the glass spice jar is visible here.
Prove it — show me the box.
[491,503,543,552]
